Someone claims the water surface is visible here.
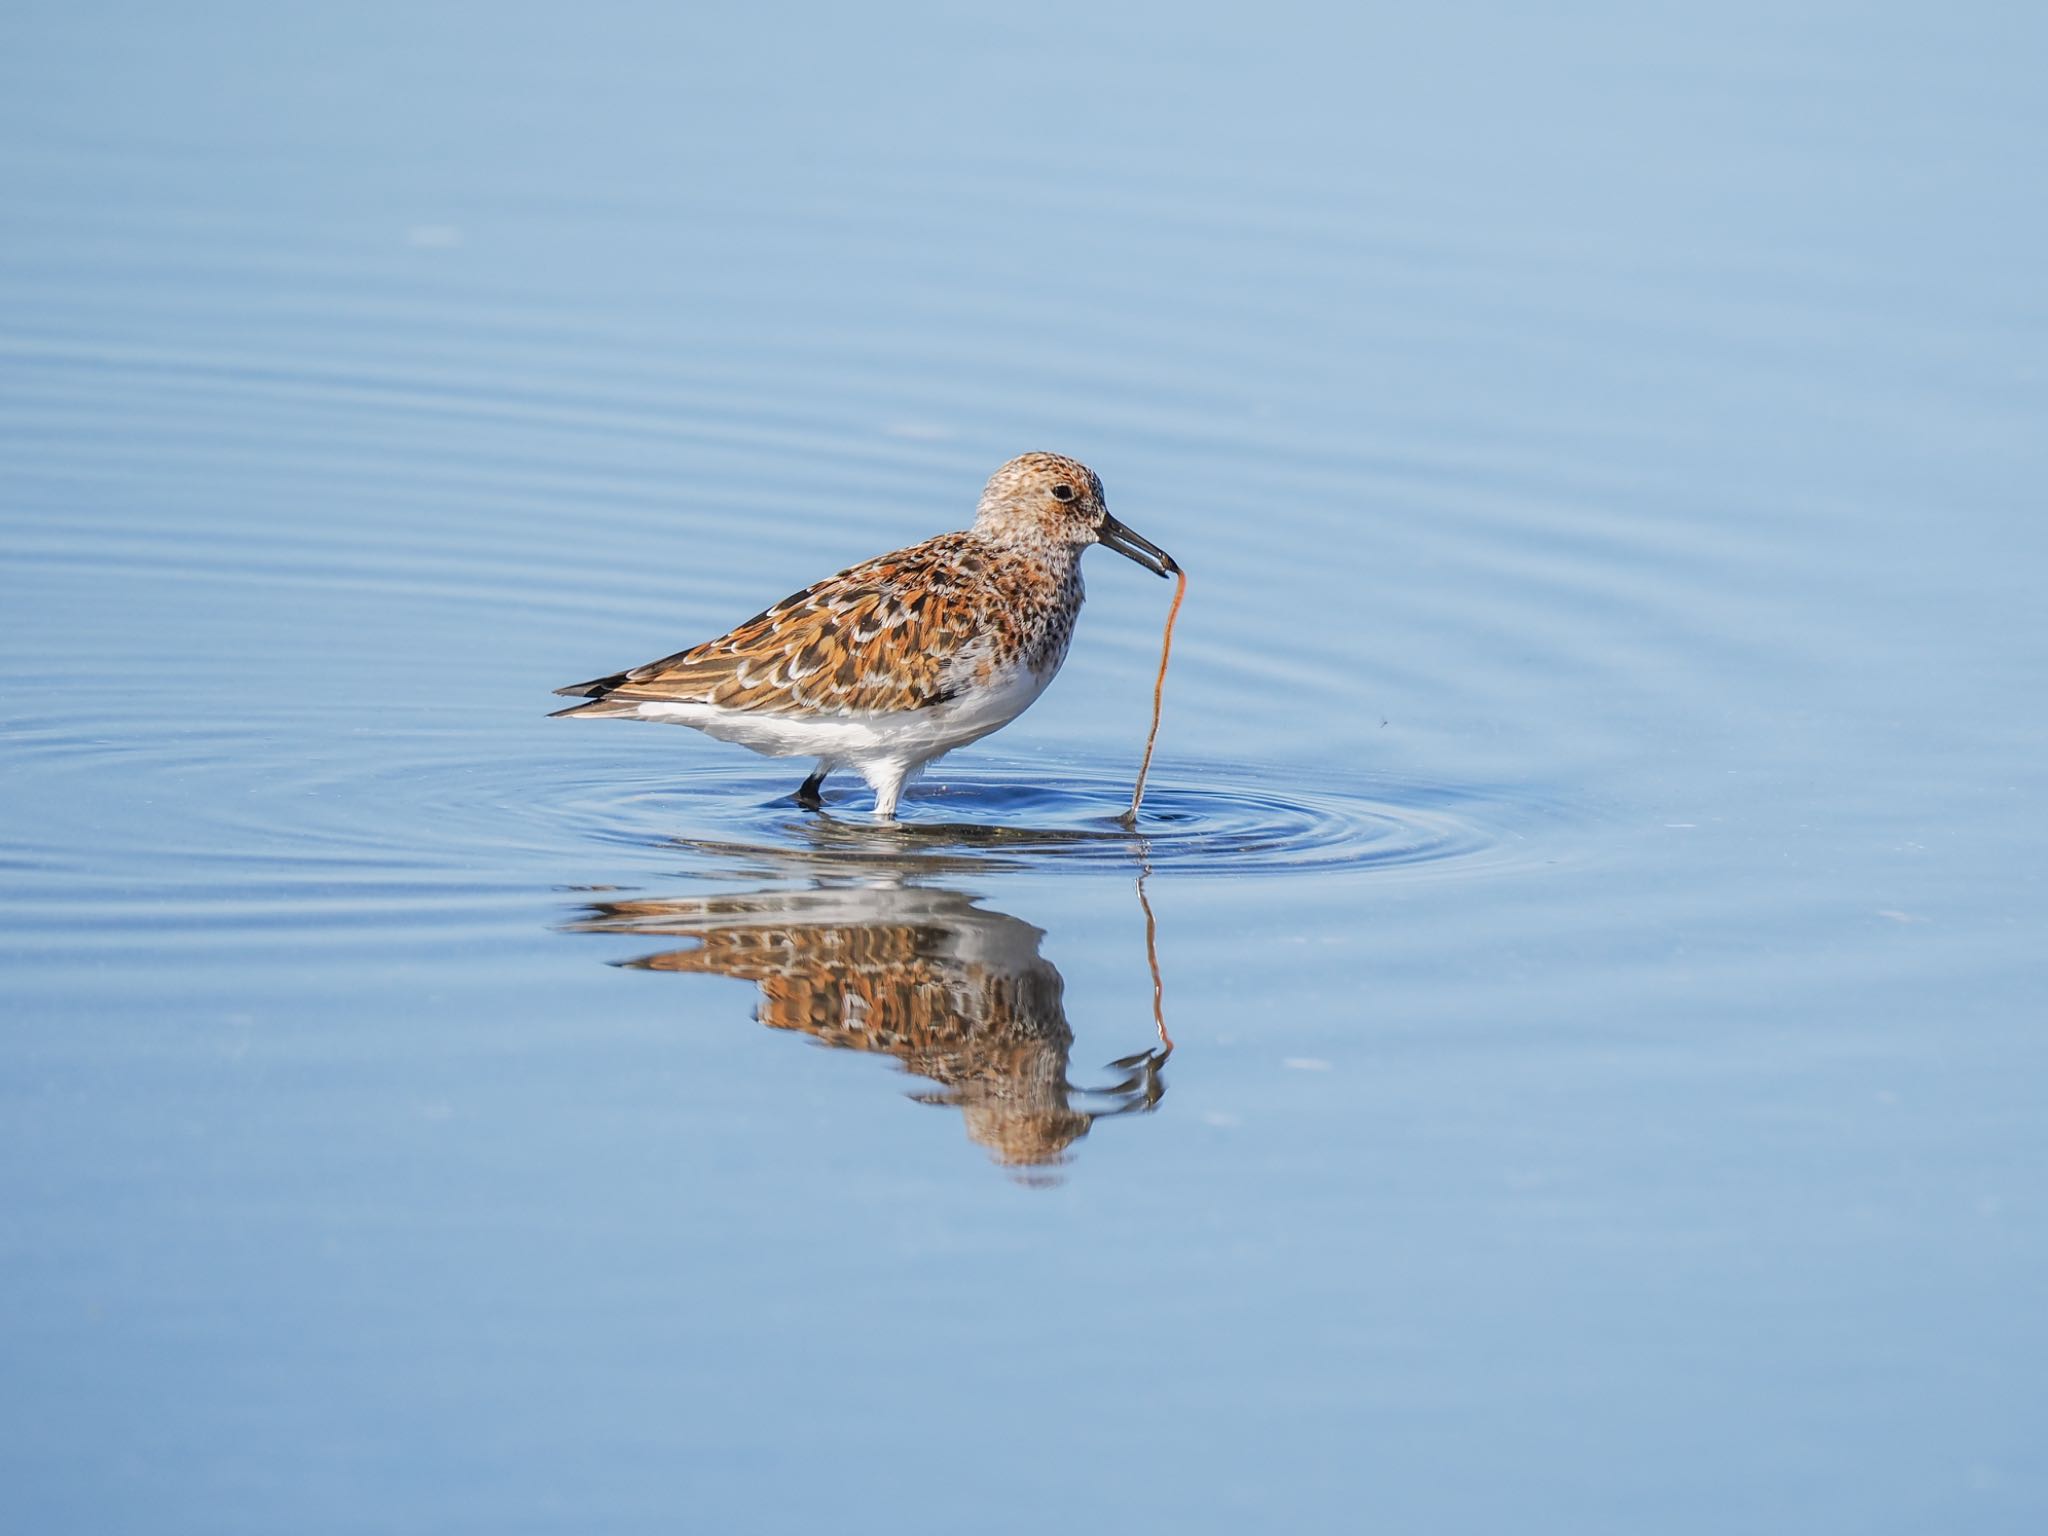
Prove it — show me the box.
[3,3,2045,1532]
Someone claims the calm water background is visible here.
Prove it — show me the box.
[4,3,2045,1530]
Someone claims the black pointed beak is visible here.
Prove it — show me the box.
[1096,513,1179,578]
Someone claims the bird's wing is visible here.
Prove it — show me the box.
[553,534,1001,716]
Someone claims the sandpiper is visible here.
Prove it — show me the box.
[551,452,1178,818]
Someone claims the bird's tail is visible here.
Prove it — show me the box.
[549,672,637,718]
[548,697,647,719]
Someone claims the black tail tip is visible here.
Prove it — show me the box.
[552,673,626,699]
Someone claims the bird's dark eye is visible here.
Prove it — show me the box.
[1051,483,1076,503]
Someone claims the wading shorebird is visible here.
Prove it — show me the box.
[551,452,1178,818]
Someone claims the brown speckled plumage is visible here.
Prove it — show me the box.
[557,530,1081,717]
[552,452,1177,818]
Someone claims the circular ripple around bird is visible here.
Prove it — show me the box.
[553,757,1568,881]
[0,715,1571,938]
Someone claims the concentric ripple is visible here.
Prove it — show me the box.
[554,757,1568,880]
[0,710,1571,954]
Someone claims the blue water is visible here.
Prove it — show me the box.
[4,3,2045,1530]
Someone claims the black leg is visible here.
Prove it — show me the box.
[795,767,827,810]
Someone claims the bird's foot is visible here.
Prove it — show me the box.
[794,769,827,811]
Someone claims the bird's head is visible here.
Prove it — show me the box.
[973,452,1177,577]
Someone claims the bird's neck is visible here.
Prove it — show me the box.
[971,518,1083,578]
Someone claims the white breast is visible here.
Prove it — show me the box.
[631,652,1060,769]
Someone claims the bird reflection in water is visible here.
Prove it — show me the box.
[562,878,1172,1173]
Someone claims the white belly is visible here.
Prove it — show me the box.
[631,657,1058,770]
